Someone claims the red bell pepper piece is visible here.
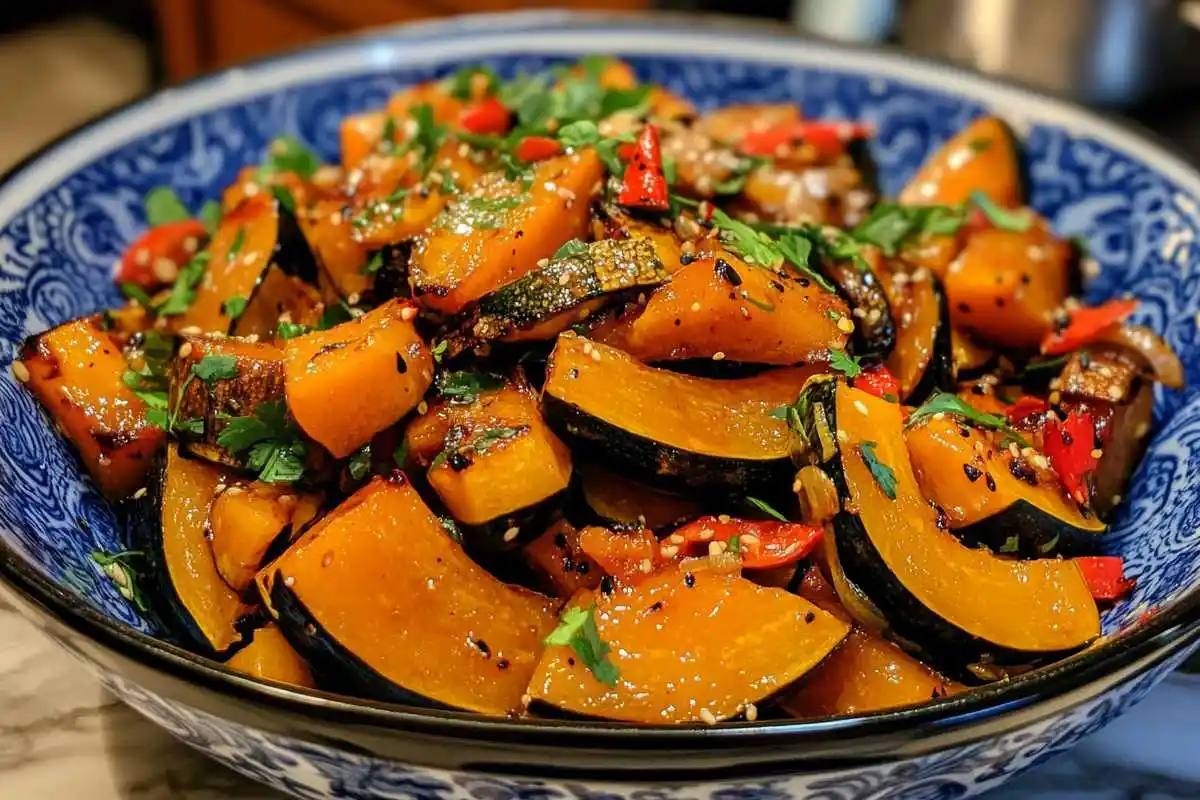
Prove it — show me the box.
[1073,556,1136,602]
[671,516,824,570]
[853,364,900,401]
[1042,411,1099,505]
[115,219,208,290]
[1006,395,1050,424]
[1040,298,1139,356]
[512,135,562,162]
[738,120,873,159]
[617,124,670,212]
[458,97,510,136]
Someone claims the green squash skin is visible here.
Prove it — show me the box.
[904,277,956,405]
[542,394,793,493]
[230,197,322,338]
[792,376,1092,676]
[458,489,570,554]
[473,238,670,340]
[822,260,895,361]
[955,498,1105,559]
[268,574,453,709]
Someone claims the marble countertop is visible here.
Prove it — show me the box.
[3,596,1198,799]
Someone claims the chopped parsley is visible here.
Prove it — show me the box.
[429,340,449,363]
[906,392,1027,449]
[191,354,239,385]
[199,200,222,234]
[154,251,210,316]
[710,208,783,268]
[216,400,308,484]
[969,190,1033,232]
[435,194,526,232]
[436,370,505,404]
[144,187,192,227]
[544,604,620,687]
[259,136,321,179]
[746,496,789,522]
[396,104,447,179]
[228,227,246,258]
[271,185,297,214]
[222,295,248,320]
[90,550,149,611]
[431,426,525,469]
[849,203,968,256]
[121,282,153,306]
[443,65,500,100]
[276,321,311,341]
[348,446,372,481]
[829,349,863,378]
[393,440,409,469]
[363,250,386,275]
[552,238,590,260]
[859,441,898,500]
[709,156,768,195]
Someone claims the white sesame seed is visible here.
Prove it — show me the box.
[1090,448,1104,459]
[521,693,532,707]
[660,545,679,558]
[178,325,202,335]
[698,527,714,541]
[1033,455,1049,469]
[837,317,855,334]
[745,703,758,722]
[134,248,151,267]
[698,708,718,725]
[853,399,869,415]
[707,540,727,556]
[691,301,702,312]
[503,526,521,542]
[1108,385,1124,401]
[717,514,732,523]
[590,349,602,362]
[932,412,946,421]
[182,236,200,254]
[132,486,148,500]
[283,575,296,587]
[178,341,194,359]
[153,257,178,283]
[1135,422,1150,439]
[712,351,726,361]
[10,361,30,383]
[836,429,848,443]
[740,533,760,546]
[582,342,593,355]
[1111,493,1122,505]
[640,558,653,573]
[417,401,429,415]
[322,551,334,568]
[400,306,418,321]
[667,533,684,545]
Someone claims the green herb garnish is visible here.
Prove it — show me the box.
[363,250,385,275]
[222,295,248,320]
[829,349,863,378]
[90,550,149,611]
[746,496,789,522]
[216,400,308,483]
[859,441,898,500]
[430,340,449,363]
[271,185,297,213]
[443,65,501,100]
[552,238,590,260]
[259,136,321,179]
[969,190,1033,232]
[276,321,311,341]
[144,187,192,227]
[121,283,153,306]
[710,209,783,269]
[348,446,372,481]
[544,604,620,687]
[436,370,505,404]
[154,251,210,316]
[199,200,222,234]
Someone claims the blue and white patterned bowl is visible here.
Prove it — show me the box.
[1,11,1199,800]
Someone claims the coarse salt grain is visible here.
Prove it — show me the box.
[745,703,758,721]
[853,400,869,415]
[698,708,718,725]
[503,526,521,542]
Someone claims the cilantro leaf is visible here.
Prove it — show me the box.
[710,209,783,269]
[777,232,835,292]
[552,238,589,260]
[155,251,210,316]
[430,340,448,363]
[216,400,308,484]
[557,120,601,149]
[90,550,149,611]
[850,203,968,256]
[397,104,448,178]
[191,354,238,385]
[597,85,652,119]
[199,200,222,234]
[363,250,385,275]
[228,227,246,258]
[260,136,321,179]
[271,185,297,214]
[746,496,789,522]
[435,371,505,404]
[444,65,500,100]
[829,349,862,378]
[277,321,310,341]
[544,604,620,687]
[969,190,1033,232]
[221,295,248,320]
[393,440,409,469]
[859,441,898,500]
[121,282,153,306]
[348,446,372,481]
[144,187,192,227]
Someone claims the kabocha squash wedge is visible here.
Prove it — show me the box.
[906,415,1104,555]
[883,270,954,402]
[792,376,1099,669]
[619,250,849,365]
[120,448,250,656]
[208,481,322,594]
[175,193,322,337]
[171,335,286,468]
[822,253,896,361]
[542,335,824,491]
[577,463,704,529]
[470,238,670,342]
[17,316,165,499]
[226,623,315,688]
[527,561,850,723]
[284,299,433,458]
[299,199,370,298]
[898,116,1024,207]
[264,475,558,713]
[522,520,602,599]
[410,150,604,315]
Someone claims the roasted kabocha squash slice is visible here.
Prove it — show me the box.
[905,414,1104,556]
[618,250,850,365]
[226,622,315,688]
[898,116,1024,207]
[577,463,703,529]
[120,447,251,656]
[16,315,165,499]
[262,474,558,713]
[284,299,433,458]
[791,376,1099,672]
[527,560,850,723]
[542,335,825,491]
[410,150,604,315]
[299,198,370,299]
[208,481,322,594]
[171,334,286,468]
[883,268,954,402]
[403,379,573,547]
[822,249,896,361]
[469,237,670,343]
[174,193,322,337]
[946,226,1072,350]
[522,519,602,599]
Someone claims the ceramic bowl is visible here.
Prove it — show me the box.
[2,11,1199,800]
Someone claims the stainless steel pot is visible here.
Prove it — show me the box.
[794,0,1200,106]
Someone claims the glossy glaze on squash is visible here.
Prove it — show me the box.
[898,116,1023,207]
[619,250,849,364]
[208,482,321,594]
[18,315,164,499]
[543,335,824,490]
[795,377,1099,667]
[528,560,849,723]
[522,519,602,599]
[410,151,603,315]
[226,622,315,688]
[578,463,704,529]
[266,475,557,713]
[284,299,433,458]
[883,270,953,401]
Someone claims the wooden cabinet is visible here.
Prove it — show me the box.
[154,0,649,82]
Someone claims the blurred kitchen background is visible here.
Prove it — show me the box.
[2,0,1200,168]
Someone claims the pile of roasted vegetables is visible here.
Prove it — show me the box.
[15,57,1183,724]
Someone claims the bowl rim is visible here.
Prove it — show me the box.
[2,8,1199,753]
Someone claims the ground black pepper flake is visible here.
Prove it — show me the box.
[448,452,471,471]
[497,658,510,670]
[804,611,816,624]
[474,638,491,656]
[395,353,408,374]
[684,572,695,588]
[649,601,664,612]
[995,298,1006,308]
[1009,457,1039,486]
[673,318,682,326]
[600,575,615,594]
[576,560,590,574]
[715,258,743,287]
[985,473,997,492]
[679,252,697,266]
[933,504,949,530]
[959,427,971,438]
[554,532,568,548]
[963,463,983,482]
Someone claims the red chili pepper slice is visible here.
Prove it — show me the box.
[1006,395,1050,424]
[1042,411,1099,505]
[1040,298,1139,356]
[512,135,562,162]
[115,219,208,290]
[738,121,873,159]
[672,516,824,570]
[617,124,670,212]
[458,97,510,136]
[1073,556,1136,602]
[853,364,900,401]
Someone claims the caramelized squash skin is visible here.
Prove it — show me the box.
[620,251,849,364]
[410,151,603,315]
[18,315,164,499]
[284,299,433,458]
[528,561,849,723]
[265,475,557,713]
[543,335,825,490]
[226,623,315,688]
[898,116,1023,207]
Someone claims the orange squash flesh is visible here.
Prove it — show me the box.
[833,384,1100,656]
[209,482,320,594]
[17,316,164,499]
[884,270,943,399]
[284,299,433,458]
[578,463,703,529]
[528,561,850,723]
[522,520,602,599]
[576,526,663,584]
[898,116,1023,207]
[422,384,573,526]
[226,623,315,688]
[340,111,388,171]
[694,103,801,145]
[300,199,370,298]
[410,151,603,315]
[266,476,557,713]
[621,251,849,364]
[946,227,1072,350]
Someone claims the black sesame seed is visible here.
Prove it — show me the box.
[715,258,743,287]
[963,464,983,482]
[684,572,695,588]
[804,611,816,623]
[448,452,471,471]
[649,601,664,612]
[600,575,615,594]
[554,532,568,548]
[395,353,408,374]
[497,658,510,670]
[985,473,997,492]
[957,302,971,313]
[474,638,490,656]
[679,252,697,266]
